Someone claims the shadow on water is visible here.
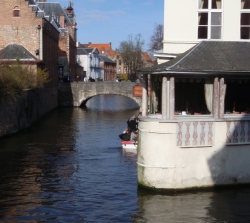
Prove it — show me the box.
[3,94,250,222]
[0,94,141,222]
[133,118,250,222]
[134,185,250,223]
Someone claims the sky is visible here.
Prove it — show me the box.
[46,0,164,51]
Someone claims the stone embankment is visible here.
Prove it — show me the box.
[0,87,57,138]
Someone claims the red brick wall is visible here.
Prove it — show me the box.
[0,0,59,87]
[59,34,68,57]
[0,1,42,54]
[42,19,59,87]
[69,35,76,80]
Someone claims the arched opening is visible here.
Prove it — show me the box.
[79,94,140,110]
[80,94,139,110]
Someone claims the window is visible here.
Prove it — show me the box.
[119,60,122,65]
[116,55,119,59]
[13,7,20,17]
[198,0,222,39]
[241,0,250,39]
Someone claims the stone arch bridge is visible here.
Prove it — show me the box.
[58,81,142,108]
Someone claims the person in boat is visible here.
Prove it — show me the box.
[130,129,138,143]
[127,115,137,132]
[119,128,130,141]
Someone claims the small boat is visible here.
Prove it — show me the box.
[121,140,137,149]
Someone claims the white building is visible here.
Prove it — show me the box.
[77,48,101,80]
[138,0,250,191]
[159,0,250,63]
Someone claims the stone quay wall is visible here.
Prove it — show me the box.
[0,87,58,138]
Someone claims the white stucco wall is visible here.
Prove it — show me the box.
[138,118,250,190]
[164,0,247,54]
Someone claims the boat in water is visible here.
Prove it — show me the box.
[121,140,137,149]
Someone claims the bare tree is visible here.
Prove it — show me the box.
[148,23,163,56]
[118,34,145,77]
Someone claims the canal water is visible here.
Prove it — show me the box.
[0,95,250,222]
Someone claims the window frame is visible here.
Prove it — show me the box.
[13,8,20,17]
[197,0,223,40]
[240,1,250,39]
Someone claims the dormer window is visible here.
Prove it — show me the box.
[13,7,20,17]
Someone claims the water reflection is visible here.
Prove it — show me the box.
[0,95,250,222]
[135,188,250,223]
[0,95,140,222]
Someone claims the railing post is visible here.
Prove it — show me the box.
[169,77,175,120]
[213,77,219,118]
[162,76,167,119]
[219,77,225,118]
[142,75,148,116]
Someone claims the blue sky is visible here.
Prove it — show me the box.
[47,0,164,51]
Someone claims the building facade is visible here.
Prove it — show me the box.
[161,0,250,63]
[37,1,77,81]
[0,0,60,87]
[77,48,101,81]
[99,55,116,81]
[137,0,250,191]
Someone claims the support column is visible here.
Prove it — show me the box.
[162,76,168,119]
[169,77,175,120]
[213,77,219,118]
[219,77,225,118]
[142,75,148,116]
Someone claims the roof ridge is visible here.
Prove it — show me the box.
[166,41,202,70]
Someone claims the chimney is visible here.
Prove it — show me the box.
[60,14,65,28]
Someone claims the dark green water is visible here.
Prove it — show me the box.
[0,95,250,223]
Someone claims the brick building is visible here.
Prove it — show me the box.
[37,1,77,81]
[99,55,116,81]
[0,0,60,87]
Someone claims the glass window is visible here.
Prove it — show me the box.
[13,9,20,17]
[241,0,250,9]
[199,0,208,9]
[198,0,222,39]
[241,13,250,39]
[212,0,221,9]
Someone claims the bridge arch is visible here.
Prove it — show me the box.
[58,81,142,108]
[79,92,141,107]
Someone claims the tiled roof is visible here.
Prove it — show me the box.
[108,51,116,57]
[37,2,72,25]
[99,55,115,63]
[89,43,112,52]
[142,52,153,62]
[0,44,38,61]
[27,0,36,5]
[77,48,94,55]
[139,41,250,74]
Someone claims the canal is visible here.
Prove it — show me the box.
[0,95,250,222]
